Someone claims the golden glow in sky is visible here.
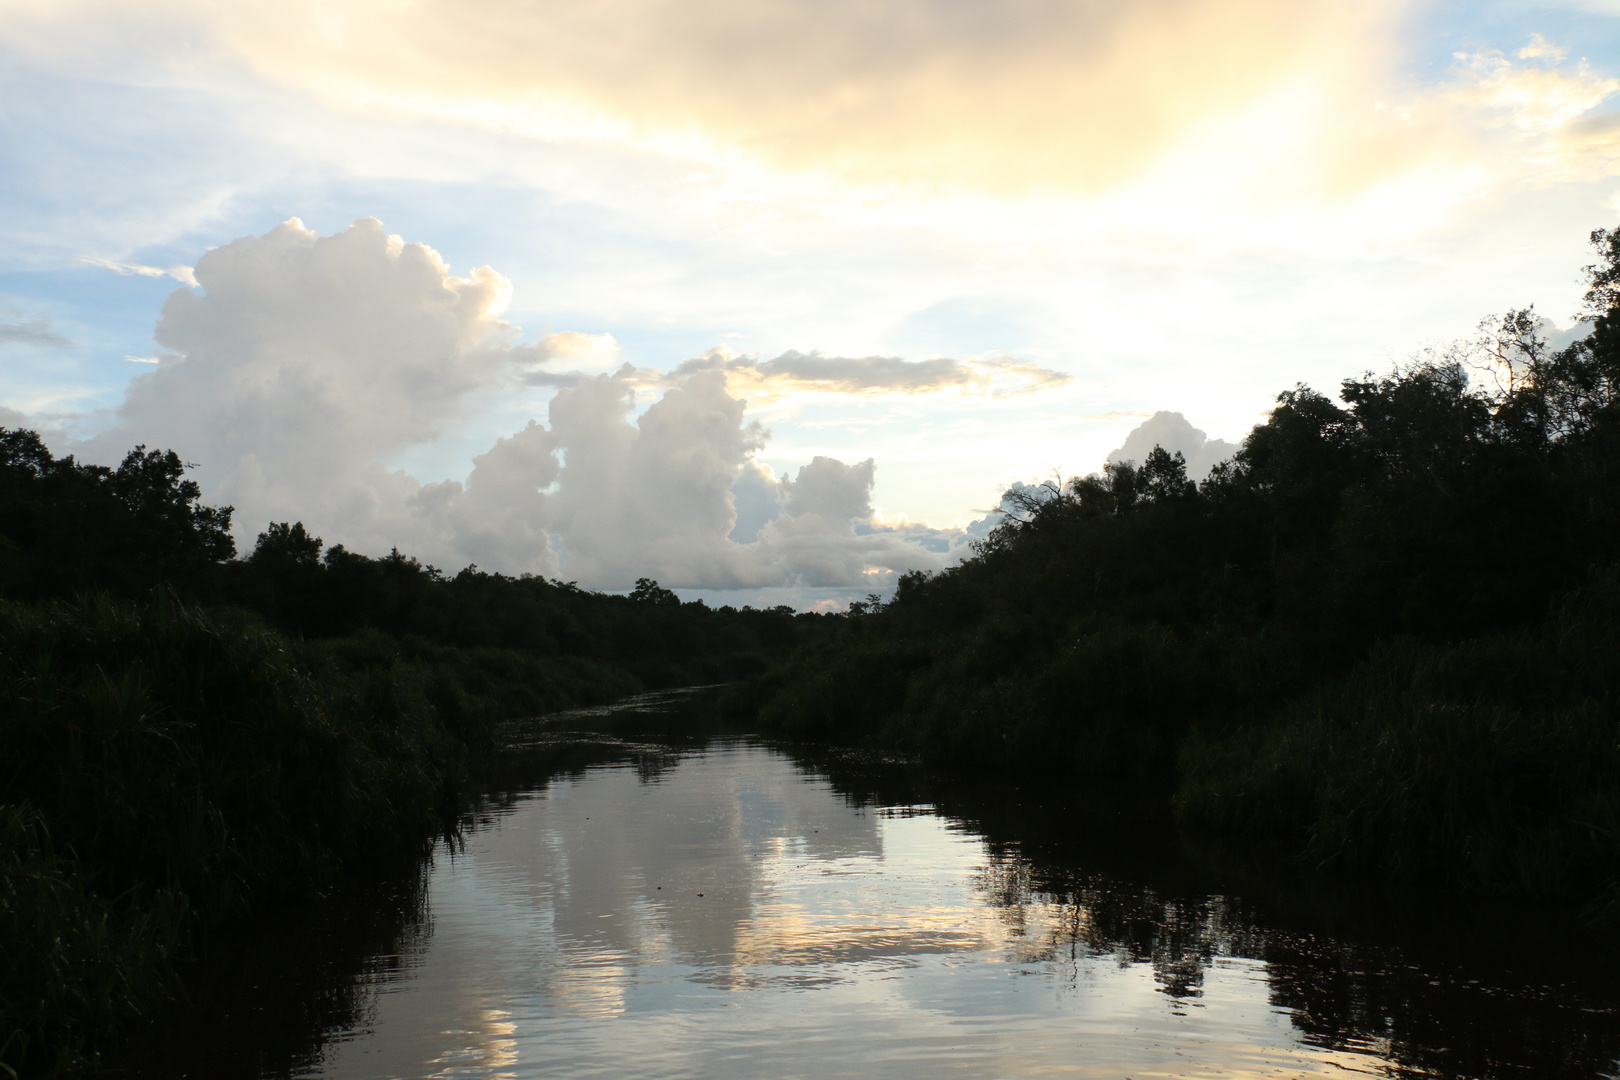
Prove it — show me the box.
[3,0,1619,598]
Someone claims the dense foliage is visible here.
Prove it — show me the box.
[0,433,235,600]
[0,596,482,1074]
[0,430,825,692]
[1178,569,1620,916]
[0,433,827,1075]
[746,230,1620,910]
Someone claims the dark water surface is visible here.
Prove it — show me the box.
[121,691,1620,1079]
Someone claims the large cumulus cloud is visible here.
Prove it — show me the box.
[85,216,518,558]
[82,218,968,592]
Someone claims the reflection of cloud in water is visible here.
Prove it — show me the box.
[473,746,885,978]
[301,743,1508,1080]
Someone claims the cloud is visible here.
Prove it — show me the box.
[508,368,963,589]
[728,459,782,543]
[83,256,198,287]
[9,0,1397,196]
[1518,33,1568,63]
[1106,411,1237,481]
[82,216,526,563]
[513,330,622,379]
[0,404,29,428]
[1450,47,1619,135]
[79,218,959,593]
[780,455,873,520]
[756,455,959,587]
[672,349,1069,401]
[0,313,71,348]
[532,368,777,587]
[10,4,1616,268]
[1438,40,1620,183]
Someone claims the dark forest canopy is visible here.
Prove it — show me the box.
[0,433,826,689]
[0,433,235,598]
[869,229,1620,663]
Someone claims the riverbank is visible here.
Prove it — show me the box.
[731,569,1620,921]
[0,592,636,1078]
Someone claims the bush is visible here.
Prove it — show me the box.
[1177,571,1620,913]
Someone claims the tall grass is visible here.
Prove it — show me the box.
[0,593,634,1077]
[1177,570,1620,915]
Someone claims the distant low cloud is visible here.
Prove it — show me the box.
[1106,411,1238,481]
[0,314,71,348]
[672,349,1069,399]
[83,256,198,287]
[755,454,960,587]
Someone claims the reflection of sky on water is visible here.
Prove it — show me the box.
[299,746,1420,1078]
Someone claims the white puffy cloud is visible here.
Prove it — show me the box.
[83,215,522,563]
[780,455,874,520]
[754,455,964,588]
[1105,411,1238,481]
[516,370,965,590]
[90,215,511,480]
[533,368,779,588]
[409,419,562,575]
[79,218,962,596]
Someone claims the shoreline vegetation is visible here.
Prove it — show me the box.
[6,229,1620,1074]
[733,230,1620,923]
[0,438,829,1076]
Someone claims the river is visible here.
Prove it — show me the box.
[121,690,1620,1078]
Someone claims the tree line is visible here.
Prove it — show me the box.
[0,429,829,689]
[737,230,1620,918]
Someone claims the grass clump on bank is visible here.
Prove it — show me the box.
[0,592,610,1077]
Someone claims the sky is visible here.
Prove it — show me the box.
[4,0,1620,607]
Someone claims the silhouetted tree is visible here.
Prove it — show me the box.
[630,578,681,606]
[0,430,234,597]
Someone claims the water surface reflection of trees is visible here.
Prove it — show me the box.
[806,746,1620,1080]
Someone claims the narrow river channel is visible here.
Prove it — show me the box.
[123,691,1620,1079]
